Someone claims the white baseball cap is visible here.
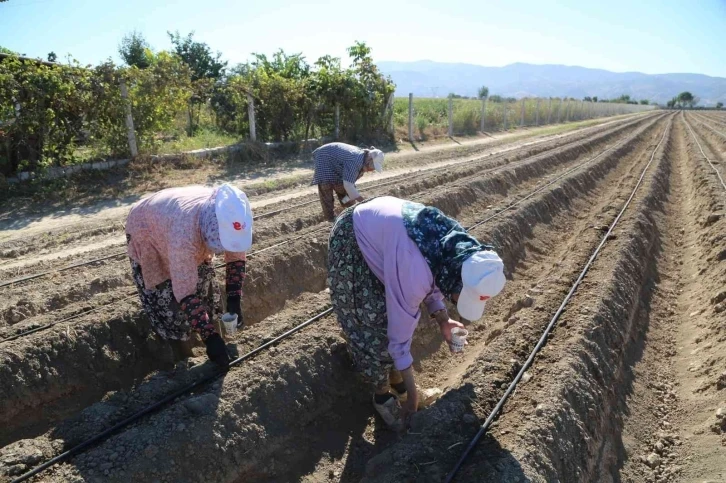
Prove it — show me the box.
[457,250,506,321]
[215,184,253,252]
[369,148,384,173]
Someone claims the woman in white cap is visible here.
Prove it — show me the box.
[327,196,505,428]
[125,183,253,369]
[311,142,384,221]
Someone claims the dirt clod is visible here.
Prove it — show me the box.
[646,453,662,468]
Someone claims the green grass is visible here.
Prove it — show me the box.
[155,129,242,155]
[393,97,654,140]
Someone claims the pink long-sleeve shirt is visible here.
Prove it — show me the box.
[126,186,246,302]
[352,196,446,370]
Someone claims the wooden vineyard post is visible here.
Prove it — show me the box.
[448,97,453,137]
[119,80,138,157]
[247,93,257,142]
[535,98,540,126]
[503,102,508,130]
[385,93,395,136]
[481,97,488,132]
[335,103,340,140]
[548,98,553,124]
[408,93,414,141]
[520,98,525,127]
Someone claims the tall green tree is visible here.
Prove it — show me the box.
[168,31,226,81]
[717,102,724,109]
[677,91,694,108]
[478,86,489,99]
[168,31,227,136]
[119,30,153,69]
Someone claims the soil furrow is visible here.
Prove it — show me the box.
[357,114,675,483]
[0,113,657,276]
[0,114,671,482]
[0,114,663,332]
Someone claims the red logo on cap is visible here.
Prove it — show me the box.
[480,296,490,301]
[233,222,242,231]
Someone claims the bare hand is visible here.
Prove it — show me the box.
[439,319,467,352]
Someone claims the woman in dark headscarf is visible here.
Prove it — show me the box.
[327,196,506,428]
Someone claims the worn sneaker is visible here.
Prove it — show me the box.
[372,394,403,429]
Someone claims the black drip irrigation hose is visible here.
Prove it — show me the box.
[0,114,653,290]
[11,307,334,483]
[9,114,666,481]
[683,114,726,192]
[444,115,673,483]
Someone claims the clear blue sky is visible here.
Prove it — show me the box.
[2,0,725,77]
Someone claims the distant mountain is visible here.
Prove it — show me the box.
[377,61,726,106]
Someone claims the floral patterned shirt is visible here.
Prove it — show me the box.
[126,186,246,302]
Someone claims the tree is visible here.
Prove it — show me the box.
[119,30,153,69]
[593,96,598,103]
[47,52,57,63]
[168,31,227,136]
[639,99,649,105]
[717,102,724,109]
[583,96,592,102]
[168,31,226,81]
[478,86,489,99]
[677,91,694,108]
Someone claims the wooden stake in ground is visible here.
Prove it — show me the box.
[448,97,454,137]
[408,93,414,141]
[119,80,138,157]
[247,93,257,142]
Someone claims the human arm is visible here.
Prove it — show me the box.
[342,180,363,203]
[224,252,246,327]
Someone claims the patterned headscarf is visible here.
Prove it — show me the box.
[402,201,494,298]
[199,189,224,254]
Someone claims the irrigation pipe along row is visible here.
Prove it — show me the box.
[12,115,670,481]
[11,308,334,483]
[445,114,673,482]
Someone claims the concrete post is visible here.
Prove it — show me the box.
[247,93,257,141]
[408,93,414,141]
[448,97,454,137]
[547,98,552,124]
[334,103,340,139]
[480,97,487,132]
[119,80,138,157]
[520,98,525,127]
